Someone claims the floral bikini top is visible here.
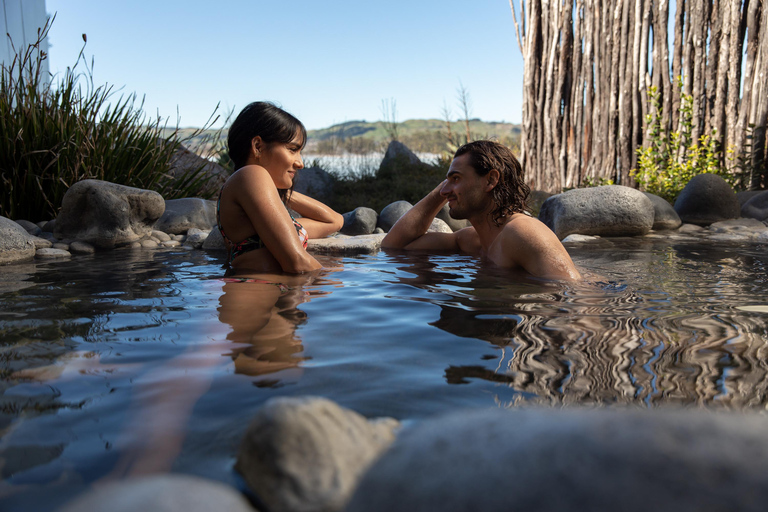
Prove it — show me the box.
[216,191,309,265]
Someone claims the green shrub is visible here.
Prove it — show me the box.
[631,80,737,204]
[0,19,220,222]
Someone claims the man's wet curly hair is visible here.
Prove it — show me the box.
[454,140,529,226]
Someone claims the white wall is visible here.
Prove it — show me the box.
[1,0,49,80]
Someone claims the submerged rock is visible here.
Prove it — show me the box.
[54,179,165,249]
[309,234,386,254]
[236,396,399,512]
[674,173,739,226]
[59,474,254,512]
[347,407,768,512]
[154,198,217,234]
[539,185,654,239]
[0,216,36,264]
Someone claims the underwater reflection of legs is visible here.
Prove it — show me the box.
[105,273,314,479]
[218,273,315,384]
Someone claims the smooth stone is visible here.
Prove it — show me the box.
[757,231,768,243]
[59,474,254,512]
[308,234,386,255]
[15,219,42,237]
[202,227,226,251]
[129,242,142,249]
[0,216,36,264]
[35,220,47,229]
[562,234,601,242]
[149,237,161,243]
[539,185,654,239]
[436,203,471,232]
[708,232,753,242]
[172,234,185,241]
[642,192,682,230]
[161,240,181,248]
[151,230,172,242]
[35,248,71,259]
[737,190,764,207]
[740,190,768,222]
[373,227,385,234]
[184,228,210,249]
[54,179,165,248]
[236,396,399,512]
[41,219,56,233]
[52,242,70,251]
[154,197,218,235]
[347,407,768,512]
[29,236,52,249]
[674,173,739,226]
[377,201,413,232]
[341,207,378,236]
[39,232,58,243]
[141,240,159,249]
[427,217,452,233]
[679,223,705,233]
[69,241,96,254]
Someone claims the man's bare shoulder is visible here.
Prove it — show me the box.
[502,214,559,243]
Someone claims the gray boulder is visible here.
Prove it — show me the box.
[202,226,226,251]
[294,166,335,204]
[184,228,211,249]
[674,173,739,226]
[377,201,413,232]
[428,218,452,233]
[236,396,399,512]
[741,190,768,222]
[341,207,378,236]
[54,180,165,249]
[0,216,36,264]
[154,198,217,234]
[60,475,254,512]
[380,140,421,169]
[539,185,654,239]
[347,407,768,512]
[436,203,471,232]
[643,192,682,230]
[14,219,42,237]
[737,190,764,207]
[168,144,229,196]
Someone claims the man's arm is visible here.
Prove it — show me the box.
[381,181,459,251]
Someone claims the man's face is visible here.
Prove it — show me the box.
[440,154,491,220]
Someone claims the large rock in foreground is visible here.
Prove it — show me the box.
[60,474,254,512]
[539,185,654,239]
[347,407,768,512]
[236,396,399,512]
[377,201,413,232]
[674,173,739,226]
[341,207,378,235]
[0,216,36,264]
[55,180,165,249]
[154,197,217,234]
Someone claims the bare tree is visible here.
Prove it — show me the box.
[380,98,399,142]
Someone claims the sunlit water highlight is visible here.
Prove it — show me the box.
[1,237,768,510]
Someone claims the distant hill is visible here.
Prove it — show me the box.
[166,118,521,157]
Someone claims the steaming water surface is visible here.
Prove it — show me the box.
[1,237,768,510]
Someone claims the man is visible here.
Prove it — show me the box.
[381,140,581,280]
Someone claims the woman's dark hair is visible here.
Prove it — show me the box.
[227,102,307,202]
[454,140,529,226]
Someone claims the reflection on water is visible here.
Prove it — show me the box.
[1,238,768,510]
[387,239,768,409]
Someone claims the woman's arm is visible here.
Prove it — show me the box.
[233,167,322,273]
[287,191,344,239]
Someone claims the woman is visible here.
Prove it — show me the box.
[217,102,343,273]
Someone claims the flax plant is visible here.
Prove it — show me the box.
[0,19,219,222]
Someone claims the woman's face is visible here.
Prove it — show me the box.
[256,132,304,189]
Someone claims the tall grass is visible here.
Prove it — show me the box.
[0,18,220,222]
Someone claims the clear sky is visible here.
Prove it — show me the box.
[45,0,524,130]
